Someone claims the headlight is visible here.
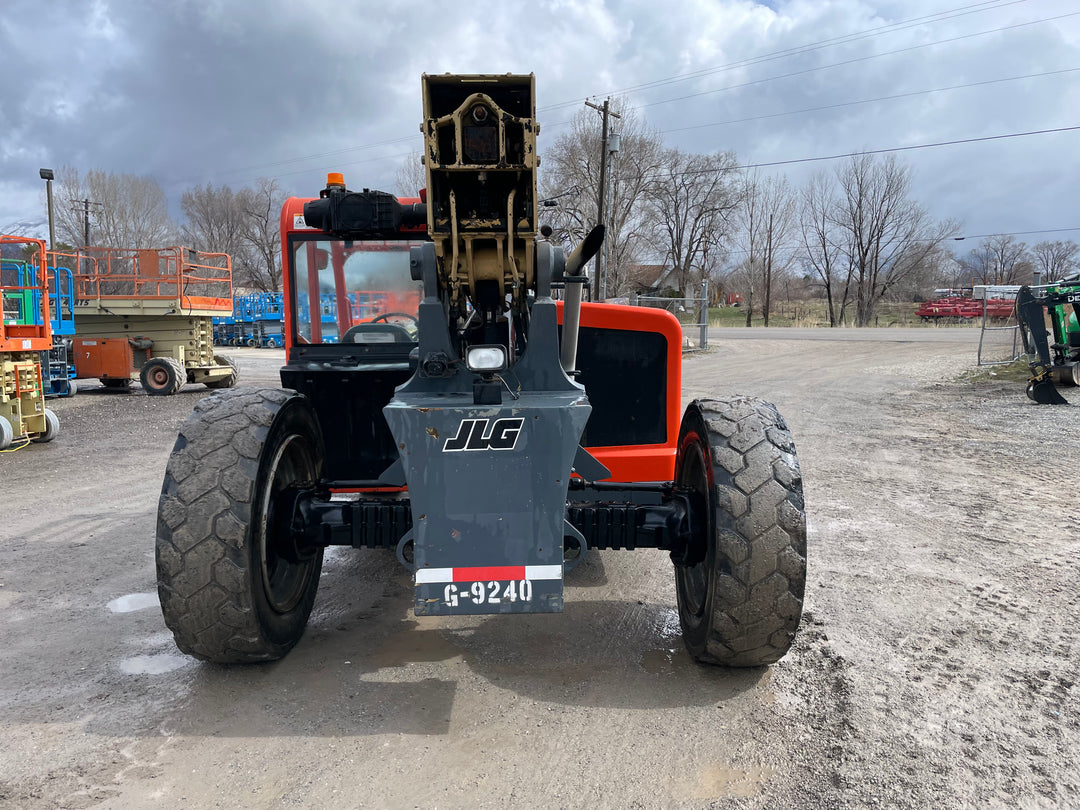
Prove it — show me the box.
[465,345,507,372]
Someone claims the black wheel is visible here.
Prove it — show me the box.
[100,378,132,389]
[204,354,239,389]
[673,398,806,667]
[156,388,325,663]
[140,357,185,396]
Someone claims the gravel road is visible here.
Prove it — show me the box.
[1,330,1077,809]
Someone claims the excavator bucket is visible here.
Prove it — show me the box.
[1026,375,1068,405]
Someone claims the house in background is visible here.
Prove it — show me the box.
[624,264,676,297]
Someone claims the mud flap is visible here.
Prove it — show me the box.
[384,390,591,615]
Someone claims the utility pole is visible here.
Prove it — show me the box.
[584,98,620,301]
[71,198,103,247]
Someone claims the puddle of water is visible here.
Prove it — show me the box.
[107,593,160,614]
[640,646,692,675]
[119,653,191,675]
[369,629,466,669]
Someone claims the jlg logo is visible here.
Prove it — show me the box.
[443,418,524,452]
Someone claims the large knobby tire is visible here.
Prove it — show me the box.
[156,388,325,663]
[204,354,239,389]
[140,357,185,396]
[674,397,806,667]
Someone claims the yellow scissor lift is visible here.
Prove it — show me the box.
[0,235,59,450]
[49,246,238,395]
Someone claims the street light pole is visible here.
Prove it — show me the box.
[39,168,55,249]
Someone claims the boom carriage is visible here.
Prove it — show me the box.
[155,74,806,667]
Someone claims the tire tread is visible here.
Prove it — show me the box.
[681,397,806,667]
[156,388,301,663]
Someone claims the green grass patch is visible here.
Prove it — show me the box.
[957,359,1031,384]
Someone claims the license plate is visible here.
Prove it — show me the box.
[414,565,563,615]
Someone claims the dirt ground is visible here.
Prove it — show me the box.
[1,329,1077,810]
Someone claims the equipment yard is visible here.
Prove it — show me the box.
[2,329,1077,810]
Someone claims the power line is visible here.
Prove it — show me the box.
[540,0,1031,112]
[637,10,1080,111]
[263,148,420,181]
[716,227,1080,260]
[605,125,1079,187]
[193,1,1050,186]
[215,134,422,179]
[536,12,1077,136]
[732,125,1080,174]
[250,123,1080,196]
[952,227,1080,241]
[660,67,1080,135]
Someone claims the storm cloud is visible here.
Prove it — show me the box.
[2,0,1077,245]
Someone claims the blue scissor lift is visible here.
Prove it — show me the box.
[213,292,289,347]
[0,260,75,397]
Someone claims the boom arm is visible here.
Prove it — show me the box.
[1015,282,1080,404]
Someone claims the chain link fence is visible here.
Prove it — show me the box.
[975,286,1023,366]
[634,280,709,350]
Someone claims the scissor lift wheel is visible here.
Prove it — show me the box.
[140,357,185,396]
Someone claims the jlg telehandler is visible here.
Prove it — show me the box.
[156,74,806,667]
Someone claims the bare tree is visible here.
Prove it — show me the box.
[395,152,427,198]
[645,148,741,298]
[735,171,796,326]
[181,183,250,259]
[55,167,176,248]
[179,178,285,291]
[831,154,955,326]
[1032,239,1079,283]
[238,178,287,292]
[889,245,958,301]
[799,172,853,326]
[959,235,1032,286]
[539,99,664,297]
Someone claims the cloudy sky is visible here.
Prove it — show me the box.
[1,0,1077,251]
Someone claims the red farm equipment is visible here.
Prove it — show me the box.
[154,74,807,667]
[916,293,1015,323]
[0,235,59,449]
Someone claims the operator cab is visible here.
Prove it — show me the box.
[289,237,422,350]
